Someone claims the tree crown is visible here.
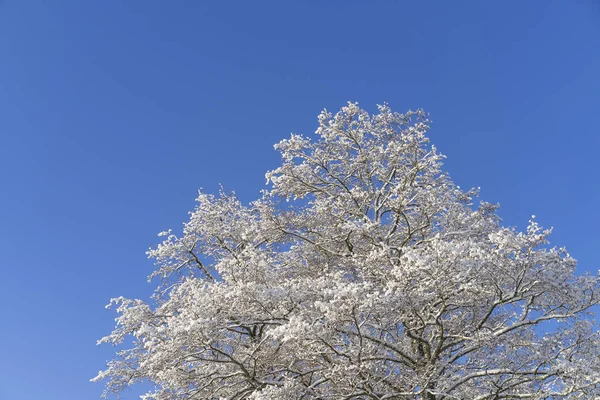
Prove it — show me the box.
[94,103,600,400]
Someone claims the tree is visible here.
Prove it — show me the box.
[94,103,600,399]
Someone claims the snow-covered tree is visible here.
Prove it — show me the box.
[94,103,600,399]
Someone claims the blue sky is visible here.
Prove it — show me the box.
[1,1,599,399]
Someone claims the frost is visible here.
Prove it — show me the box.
[94,103,600,399]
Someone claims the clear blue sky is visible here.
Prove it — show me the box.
[1,1,599,399]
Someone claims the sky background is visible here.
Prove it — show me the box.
[1,1,599,399]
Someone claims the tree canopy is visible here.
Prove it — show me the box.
[94,103,600,399]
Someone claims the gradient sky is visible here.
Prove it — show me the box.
[1,1,599,399]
